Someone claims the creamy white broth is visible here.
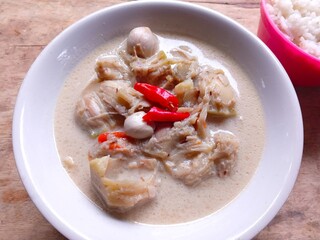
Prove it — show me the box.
[54,33,265,224]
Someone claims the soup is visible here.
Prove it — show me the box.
[55,27,265,224]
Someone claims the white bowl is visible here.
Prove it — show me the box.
[12,1,303,239]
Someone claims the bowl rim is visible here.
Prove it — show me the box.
[12,1,303,239]
[260,0,320,63]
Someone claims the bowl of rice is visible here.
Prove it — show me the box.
[258,0,320,86]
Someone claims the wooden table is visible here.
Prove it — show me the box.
[1,1,319,239]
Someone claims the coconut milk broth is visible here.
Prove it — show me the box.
[54,32,265,224]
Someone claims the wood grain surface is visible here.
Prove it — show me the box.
[1,0,319,239]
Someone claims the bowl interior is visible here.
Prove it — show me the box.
[13,1,303,239]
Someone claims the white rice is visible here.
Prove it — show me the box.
[267,0,320,58]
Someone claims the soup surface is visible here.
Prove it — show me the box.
[55,30,265,224]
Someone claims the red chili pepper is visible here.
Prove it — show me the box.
[97,132,128,143]
[134,83,179,111]
[143,107,190,122]
[109,142,121,150]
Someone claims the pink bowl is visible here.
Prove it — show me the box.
[258,0,320,86]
